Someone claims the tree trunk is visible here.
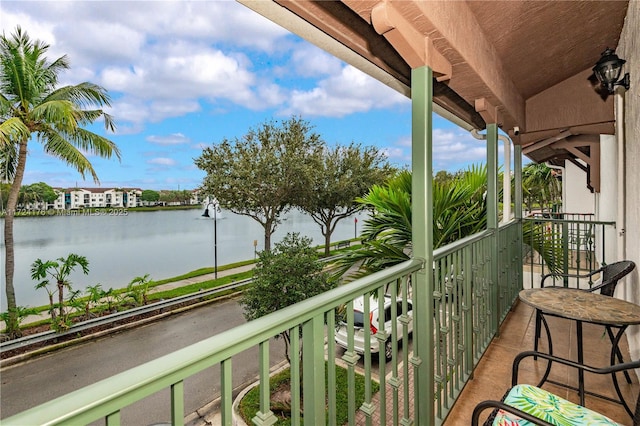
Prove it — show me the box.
[264,229,271,252]
[57,281,65,318]
[3,138,28,338]
[324,230,331,257]
[48,293,56,322]
[264,218,275,252]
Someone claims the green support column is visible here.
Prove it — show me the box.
[514,144,523,221]
[514,145,523,290]
[486,123,499,334]
[411,65,434,425]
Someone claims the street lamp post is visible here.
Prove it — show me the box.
[202,201,219,279]
[354,216,358,239]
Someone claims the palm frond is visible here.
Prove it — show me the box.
[0,117,29,145]
[0,139,19,182]
[41,131,97,181]
[522,220,564,275]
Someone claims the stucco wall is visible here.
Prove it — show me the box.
[616,0,639,359]
[564,161,595,214]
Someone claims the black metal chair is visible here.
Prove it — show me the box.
[538,260,635,297]
[471,350,640,426]
[534,260,636,379]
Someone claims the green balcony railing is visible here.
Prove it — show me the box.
[431,220,522,422]
[4,222,523,426]
[523,214,616,289]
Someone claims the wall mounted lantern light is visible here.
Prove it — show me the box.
[593,48,630,94]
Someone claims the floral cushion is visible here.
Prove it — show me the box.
[492,384,622,426]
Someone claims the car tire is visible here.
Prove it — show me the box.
[384,338,393,361]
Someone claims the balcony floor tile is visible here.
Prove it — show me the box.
[444,301,639,425]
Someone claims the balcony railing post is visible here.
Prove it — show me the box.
[252,341,277,426]
[463,244,473,377]
[302,315,326,423]
[220,359,233,425]
[411,64,435,424]
[562,221,570,286]
[171,381,185,426]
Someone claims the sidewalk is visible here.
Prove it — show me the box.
[19,263,256,327]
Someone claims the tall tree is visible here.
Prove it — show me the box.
[0,27,119,337]
[19,182,58,207]
[141,189,160,203]
[195,117,323,251]
[297,143,392,256]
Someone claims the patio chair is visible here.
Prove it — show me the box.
[471,350,640,426]
[534,260,636,379]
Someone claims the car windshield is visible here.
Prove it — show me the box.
[354,311,365,327]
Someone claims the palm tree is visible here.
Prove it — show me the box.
[31,253,90,331]
[331,164,563,282]
[1,27,120,337]
[331,166,490,279]
[522,163,562,214]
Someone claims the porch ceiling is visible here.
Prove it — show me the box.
[240,0,629,169]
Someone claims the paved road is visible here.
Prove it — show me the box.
[0,297,285,425]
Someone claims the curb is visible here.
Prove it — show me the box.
[185,360,289,426]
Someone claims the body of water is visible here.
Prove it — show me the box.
[0,209,361,310]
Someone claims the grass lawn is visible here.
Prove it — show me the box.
[239,361,380,425]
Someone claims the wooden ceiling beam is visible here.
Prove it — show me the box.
[371,1,451,81]
[406,0,525,131]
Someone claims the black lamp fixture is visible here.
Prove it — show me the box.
[592,48,630,94]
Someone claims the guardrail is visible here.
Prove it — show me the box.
[2,255,344,355]
[0,279,251,355]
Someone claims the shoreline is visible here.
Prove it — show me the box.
[0,205,201,218]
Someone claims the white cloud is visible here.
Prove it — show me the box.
[290,45,342,77]
[2,0,412,129]
[383,128,506,171]
[433,128,487,167]
[147,134,191,146]
[0,10,56,46]
[1,1,292,128]
[282,65,408,117]
[382,147,407,162]
[3,0,490,187]
[147,157,177,166]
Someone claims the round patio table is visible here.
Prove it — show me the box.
[519,287,640,417]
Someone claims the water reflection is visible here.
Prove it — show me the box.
[1,209,361,309]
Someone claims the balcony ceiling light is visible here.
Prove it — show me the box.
[592,48,630,94]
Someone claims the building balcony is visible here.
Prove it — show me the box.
[4,215,636,425]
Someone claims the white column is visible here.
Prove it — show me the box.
[599,134,618,264]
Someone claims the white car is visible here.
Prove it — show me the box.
[335,295,413,361]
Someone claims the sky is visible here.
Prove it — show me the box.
[1,0,503,191]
